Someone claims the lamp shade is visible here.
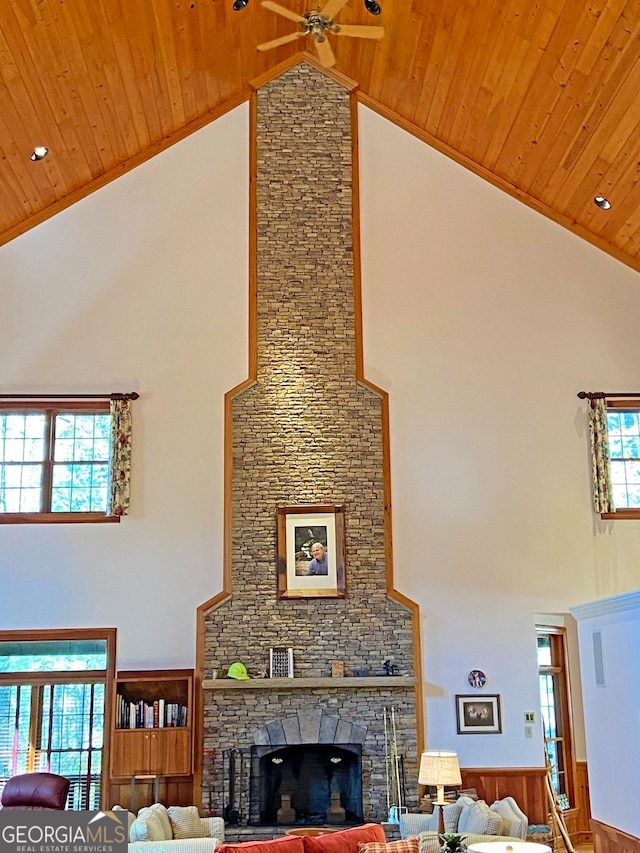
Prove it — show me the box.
[418,750,462,786]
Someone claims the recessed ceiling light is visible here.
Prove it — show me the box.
[30,146,49,162]
[365,0,382,13]
[594,195,611,210]
[232,0,248,9]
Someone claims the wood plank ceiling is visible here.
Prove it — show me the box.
[1,0,640,271]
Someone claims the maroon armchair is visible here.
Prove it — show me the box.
[0,772,70,810]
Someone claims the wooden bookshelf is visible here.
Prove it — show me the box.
[108,668,194,810]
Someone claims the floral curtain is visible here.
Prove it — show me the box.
[588,397,613,514]
[109,398,132,516]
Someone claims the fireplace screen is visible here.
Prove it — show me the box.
[250,743,363,826]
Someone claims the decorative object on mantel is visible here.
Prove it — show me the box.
[455,694,502,734]
[276,504,346,599]
[418,750,462,836]
[383,659,399,676]
[227,661,250,680]
[331,660,345,677]
[467,669,487,688]
[270,647,294,678]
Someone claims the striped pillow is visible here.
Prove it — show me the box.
[359,839,420,853]
[130,812,165,843]
[167,805,205,839]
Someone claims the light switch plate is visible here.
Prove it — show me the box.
[524,711,536,723]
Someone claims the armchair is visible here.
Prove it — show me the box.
[0,772,70,810]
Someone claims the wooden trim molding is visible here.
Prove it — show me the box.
[590,819,640,853]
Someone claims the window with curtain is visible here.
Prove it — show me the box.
[0,630,115,810]
[0,396,134,523]
[537,628,575,810]
[604,401,640,515]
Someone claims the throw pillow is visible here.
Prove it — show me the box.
[490,798,528,840]
[167,805,205,839]
[462,802,503,835]
[441,802,464,833]
[416,833,444,853]
[130,812,165,843]
[358,838,419,853]
[112,806,135,837]
[138,804,173,840]
[399,813,436,839]
[455,796,480,833]
[304,824,387,853]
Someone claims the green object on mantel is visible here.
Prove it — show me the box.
[201,675,417,690]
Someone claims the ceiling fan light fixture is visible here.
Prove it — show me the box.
[364,0,381,14]
[594,195,611,210]
[30,146,49,161]
[232,0,249,9]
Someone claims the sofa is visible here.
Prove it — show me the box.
[398,796,528,853]
[113,803,225,853]
[217,824,388,853]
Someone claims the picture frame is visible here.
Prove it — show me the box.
[455,694,502,734]
[276,504,346,600]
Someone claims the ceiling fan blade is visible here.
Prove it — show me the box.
[318,0,349,21]
[314,36,336,67]
[333,24,384,39]
[257,31,305,51]
[261,1,306,24]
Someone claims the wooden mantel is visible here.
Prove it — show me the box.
[202,676,416,690]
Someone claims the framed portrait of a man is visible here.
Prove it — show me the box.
[276,504,346,599]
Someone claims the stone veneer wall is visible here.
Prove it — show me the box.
[201,63,418,825]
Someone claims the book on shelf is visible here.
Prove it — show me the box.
[115,695,188,729]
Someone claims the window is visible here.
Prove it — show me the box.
[0,629,115,810]
[537,628,575,810]
[0,395,134,523]
[605,401,640,515]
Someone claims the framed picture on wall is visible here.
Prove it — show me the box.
[276,504,346,599]
[455,694,502,734]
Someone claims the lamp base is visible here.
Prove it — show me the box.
[433,787,447,837]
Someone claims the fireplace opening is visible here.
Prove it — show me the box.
[250,743,363,826]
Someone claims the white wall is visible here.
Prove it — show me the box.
[2,96,640,775]
[0,106,249,670]
[357,105,640,766]
[571,592,640,836]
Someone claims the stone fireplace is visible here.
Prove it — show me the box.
[199,60,422,835]
[251,741,363,826]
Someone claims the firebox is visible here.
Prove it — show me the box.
[250,743,363,826]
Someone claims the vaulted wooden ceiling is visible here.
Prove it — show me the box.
[2,0,640,271]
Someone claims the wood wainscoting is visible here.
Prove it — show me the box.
[574,761,592,840]
[461,767,549,825]
[591,819,640,853]
[462,764,592,843]
[107,777,194,812]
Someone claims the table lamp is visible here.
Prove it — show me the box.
[418,750,462,836]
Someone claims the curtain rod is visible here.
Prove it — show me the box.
[0,392,140,401]
[577,391,640,400]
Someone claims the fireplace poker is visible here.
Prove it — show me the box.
[383,707,391,817]
[391,706,404,818]
[239,748,246,824]
[224,748,240,825]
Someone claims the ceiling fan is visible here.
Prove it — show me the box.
[257,0,384,68]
